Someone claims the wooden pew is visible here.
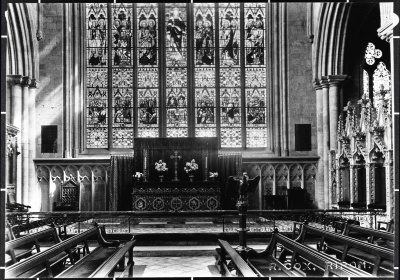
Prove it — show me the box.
[246,232,370,277]
[377,219,394,232]
[88,239,137,278]
[5,226,59,266]
[295,223,394,276]
[6,224,120,278]
[342,222,395,249]
[55,238,135,279]
[217,239,258,277]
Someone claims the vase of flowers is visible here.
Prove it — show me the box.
[133,172,144,182]
[184,159,198,182]
[209,172,218,181]
[155,160,168,182]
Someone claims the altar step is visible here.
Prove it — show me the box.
[135,221,241,228]
[131,245,267,257]
[98,221,266,229]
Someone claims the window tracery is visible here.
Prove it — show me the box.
[85,3,268,149]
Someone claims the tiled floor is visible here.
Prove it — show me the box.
[132,256,220,277]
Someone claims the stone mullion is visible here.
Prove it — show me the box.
[266,4,274,152]
[107,4,113,148]
[187,4,194,137]
[133,4,138,138]
[240,3,245,148]
[159,4,166,138]
[215,5,220,147]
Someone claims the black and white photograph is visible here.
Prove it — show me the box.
[1,1,399,279]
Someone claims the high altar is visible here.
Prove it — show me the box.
[132,138,220,211]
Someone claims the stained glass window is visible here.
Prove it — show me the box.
[86,4,108,148]
[111,4,134,147]
[373,62,391,95]
[137,4,159,137]
[85,4,269,149]
[194,3,216,137]
[364,42,382,66]
[244,3,267,147]
[219,3,241,147]
[165,4,188,137]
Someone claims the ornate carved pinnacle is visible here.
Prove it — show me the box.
[6,75,23,86]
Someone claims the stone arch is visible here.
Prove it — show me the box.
[261,164,274,196]
[36,165,50,211]
[275,163,289,195]
[49,165,63,210]
[289,163,303,189]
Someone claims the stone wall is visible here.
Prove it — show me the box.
[36,3,64,158]
[287,3,317,156]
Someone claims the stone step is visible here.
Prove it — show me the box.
[131,245,267,257]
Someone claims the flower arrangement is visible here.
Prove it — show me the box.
[155,160,168,172]
[209,172,218,178]
[184,159,198,173]
[133,172,143,179]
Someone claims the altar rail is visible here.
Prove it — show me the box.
[6,209,384,235]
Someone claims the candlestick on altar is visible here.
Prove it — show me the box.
[170,151,181,181]
[143,154,148,182]
[204,155,208,181]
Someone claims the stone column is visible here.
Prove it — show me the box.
[313,79,324,208]
[328,75,347,151]
[21,76,31,205]
[29,79,38,210]
[336,157,341,205]
[328,150,336,206]
[7,75,23,203]
[320,76,330,209]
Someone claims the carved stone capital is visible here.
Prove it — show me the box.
[327,75,347,87]
[21,76,31,87]
[29,78,39,89]
[320,76,329,88]
[313,78,322,90]
[6,75,23,86]
[6,124,20,136]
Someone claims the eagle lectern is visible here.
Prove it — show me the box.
[228,173,261,260]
